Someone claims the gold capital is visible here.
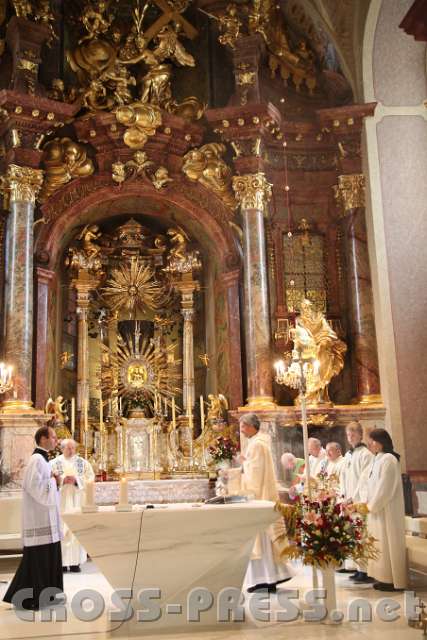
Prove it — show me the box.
[333,174,365,214]
[5,165,44,204]
[232,173,272,212]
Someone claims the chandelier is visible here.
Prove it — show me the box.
[0,362,13,394]
[274,348,320,396]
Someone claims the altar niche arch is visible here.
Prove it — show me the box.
[33,178,243,415]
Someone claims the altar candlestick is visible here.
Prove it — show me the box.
[172,397,176,428]
[119,477,129,505]
[85,480,95,507]
[71,397,75,438]
[200,395,205,431]
[99,391,103,430]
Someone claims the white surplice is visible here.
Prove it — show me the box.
[51,454,95,567]
[319,455,345,478]
[340,444,373,502]
[309,449,326,477]
[22,452,62,547]
[241,432,294,587]
[366,452,408,588]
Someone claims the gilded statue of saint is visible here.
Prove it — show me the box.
[294,299,347,405]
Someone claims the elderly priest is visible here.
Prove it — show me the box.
[238,413,294,592]
[3,425,63,611]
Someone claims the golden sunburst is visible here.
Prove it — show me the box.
[102,258,168,315]
[100,325,181,412]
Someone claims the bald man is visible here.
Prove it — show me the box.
[308,437,326,477]
[51,439,94,572]
[321,442,345,477]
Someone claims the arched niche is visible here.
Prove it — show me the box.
[33,178,244,413]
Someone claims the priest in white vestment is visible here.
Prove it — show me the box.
[365,428,407,591]
[340,421,374,582]
[51,439,95,572]
[308,437,326,477]
[320,442,345,477]
[3,425,63,611]
[237,413,294,592]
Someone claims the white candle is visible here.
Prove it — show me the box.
[99,391,103,429]
[172,397,176,428]
[85,480,95,507]
[71,397,75,437]
[200,395,205,431]
[119,477,128,505]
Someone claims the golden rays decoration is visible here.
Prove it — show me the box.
[102,257,168,315]
[100,323,181,412]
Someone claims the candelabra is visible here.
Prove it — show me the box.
[274,348,320,498]
[0,362,13,394]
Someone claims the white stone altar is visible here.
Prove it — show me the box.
[95,478,213,504]
[63,500,277,634]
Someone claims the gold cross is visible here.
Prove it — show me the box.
[144,0,198,43]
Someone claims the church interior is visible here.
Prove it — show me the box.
[0,0,426,637]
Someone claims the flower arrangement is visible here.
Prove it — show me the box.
[208,436,238,463]
[276,471,378,568]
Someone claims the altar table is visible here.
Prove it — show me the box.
[63,500,278,634]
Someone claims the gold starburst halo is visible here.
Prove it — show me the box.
[102,258,169,315]
[100,330,182,412]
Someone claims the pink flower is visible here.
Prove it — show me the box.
[303,511,318,525]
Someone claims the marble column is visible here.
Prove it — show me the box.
[73,279,93,435]
[178,280,198,416]
[34,267,56,410]
[334,174,381,404]
[233,173,275,408]
[2,165,43,411]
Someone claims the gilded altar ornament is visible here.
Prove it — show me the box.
[164,227,201,275]
[198,353,210,368]
[40,138,94,201]
[232,172,272,212]
[182,143,237,210]
[333,174,365,214]
[218,4,241,49]
[116,102,162,149]
[45,395,67,424]
[111,151,154,183]
[65,224,105,276]
[206,394,228,425]
[152,166,172,189]
[101,327,181,415]
[102,257,168,314]
[67,0,201,117]
[291,298,347,405]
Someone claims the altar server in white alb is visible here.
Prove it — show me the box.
[339,421,373,582]
[238,413,294,592]
[51,439,95,572]
[3,425,63,611]
[365,428,407,592]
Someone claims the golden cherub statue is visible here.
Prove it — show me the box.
[45,395,67,424]
[206,393,228,425]
[78,224,102,259]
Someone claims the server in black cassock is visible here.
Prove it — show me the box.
[3,424,64,610]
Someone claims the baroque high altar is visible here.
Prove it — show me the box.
[0,0,385,489]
